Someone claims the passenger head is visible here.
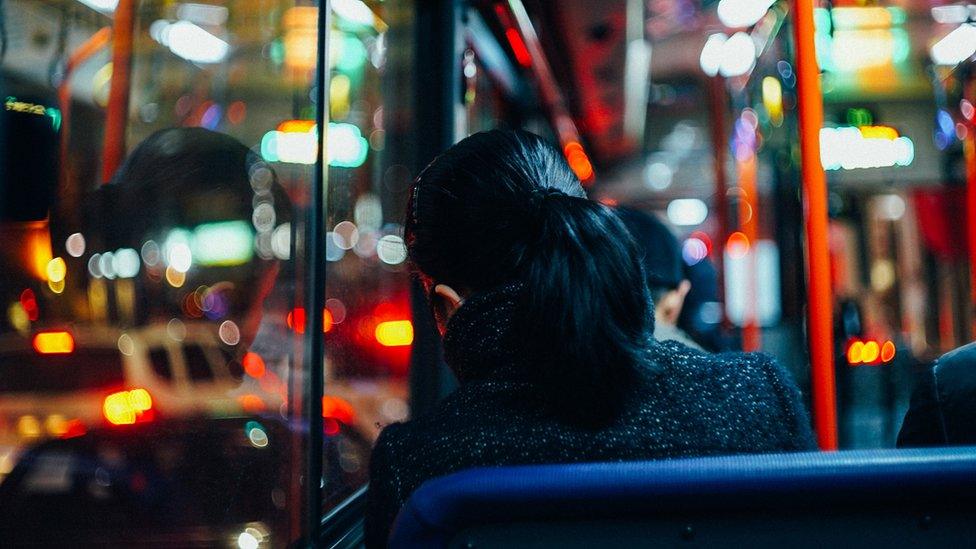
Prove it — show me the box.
[97,127,291,347]
[616,208,690,327]
[405,129,653,422]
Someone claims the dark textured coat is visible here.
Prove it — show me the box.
[365,286,816,547]
[898,341,976,447]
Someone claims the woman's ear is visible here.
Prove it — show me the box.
[433,284,464,322]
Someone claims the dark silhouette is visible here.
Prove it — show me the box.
[616,207,702,350]
[898,342,976,447]
[365,130,815,547]
[94,127,291,343]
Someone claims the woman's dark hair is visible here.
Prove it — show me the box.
[405,130,654,423]
[101,127,291,246]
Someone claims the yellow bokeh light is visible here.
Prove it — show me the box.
[7,302,29,333]
[45,414,68,436]
[48,278,65,294]
[103,388,153,426]
[17,415,42,438]
[862,340,881,364]
[46,257,66,283]
[762,77,783,126]
[375,320,414,347]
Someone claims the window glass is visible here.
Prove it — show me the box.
[0,349,124,393]
[220,347,246,381]
[0,418,292,544]
[321,2,413,449]
[0,0,316,543]
[149,348,172,381]
[183,344,214,382]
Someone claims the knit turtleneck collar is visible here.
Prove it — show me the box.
[442,282,532,384]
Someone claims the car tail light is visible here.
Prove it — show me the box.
[61,419,87,439]
[846,338,897,366]
[287,307,334,333]
[374,320,413,347]
[322,396,356,424]
[103,388,154,425]
[33,331,74,354]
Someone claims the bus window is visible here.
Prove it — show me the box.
[0,0,317,544]
[319,0,413,455]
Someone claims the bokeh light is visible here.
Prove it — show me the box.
[219,320,241,346]
[727,232,751,259]
[65,233,86,258]
[46,257,66,283]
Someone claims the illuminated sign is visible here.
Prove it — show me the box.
[261,121,368,168]
[813,7,909,73]
[820,126,914,171]
[724,239,781,328]
[5,97,61,131]
[931,23,976,66]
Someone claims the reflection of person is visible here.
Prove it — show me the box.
[364,130,815,547]
[615,207,702,351]
[96,127,291,350]
[101,127,373,499]
[897,342,976,447]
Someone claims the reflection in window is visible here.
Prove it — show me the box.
[0,349,124,394]
[149,348,172,381]
[184,345,214,382]
[0,0,320,543]
[320,1,413,457]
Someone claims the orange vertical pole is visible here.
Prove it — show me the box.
[792,0,838,450]
[59,27,111,218]
[738,152,762,351]
[101,0,135,183]
[964,80,976,339]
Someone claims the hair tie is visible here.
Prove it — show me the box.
[527,187,566,210]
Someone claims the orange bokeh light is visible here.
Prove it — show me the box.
[862,340,880,364]
[243,351,266,378]
[563,141,594,181]
[880,340,896,363]
[238,394,267,413]
[846,340,864,365]
[33,331,74,354]
[277,119,316,134]
[286,307,334,334]
[727,232,751,259]
[322,395,356,425]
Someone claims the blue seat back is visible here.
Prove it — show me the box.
[389,447,976,548]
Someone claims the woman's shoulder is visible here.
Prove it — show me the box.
[649,339,806,414]
[651,339,781,378]
[650,339,816,449]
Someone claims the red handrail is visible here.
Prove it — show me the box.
[101,0,135,183]
[58,26,111,216]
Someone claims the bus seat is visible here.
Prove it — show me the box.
[388,447,976,548]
